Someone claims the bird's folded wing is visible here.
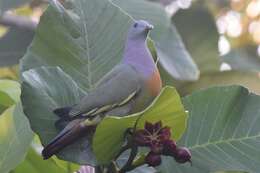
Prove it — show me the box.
[69,64,141,117]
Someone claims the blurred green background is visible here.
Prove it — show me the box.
[0,0,259,172]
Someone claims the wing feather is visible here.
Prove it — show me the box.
[69,64,141,117]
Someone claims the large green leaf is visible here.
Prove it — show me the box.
[13,148,68,173]
[175,71,260,96]
[158,86,260,173]
[112,0,199,81]
[21,0,134,91]
[0,80,33,172]
[93,86,188,164]
[222,45,260,72]
[148,0,174,6]
[173,5,221,73]
[0,103,33,173]
[0,28,34,67]
[21,66,99,165]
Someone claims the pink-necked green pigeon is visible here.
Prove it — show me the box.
[42,20,162,159]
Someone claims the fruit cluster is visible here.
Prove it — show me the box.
[133,121,191,167]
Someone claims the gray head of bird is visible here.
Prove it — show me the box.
[127,20,154,40]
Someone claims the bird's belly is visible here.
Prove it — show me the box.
[131,68,162,113]
[130,90,154,113]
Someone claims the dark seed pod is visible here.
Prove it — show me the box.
[150,142,163,154]
[162,139,177,156]
[174,147,191,164]
[145,152,162,167]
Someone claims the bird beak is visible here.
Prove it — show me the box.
[146,24,154,31]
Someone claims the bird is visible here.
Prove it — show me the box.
[42,20,162,160]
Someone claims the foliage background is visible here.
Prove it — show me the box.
[0,0,260,173]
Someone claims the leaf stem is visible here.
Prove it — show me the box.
[118,145,138,173]
[115,144,131,160]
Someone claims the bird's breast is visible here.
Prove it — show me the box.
[129,68,162,113]
[145,68,162,97]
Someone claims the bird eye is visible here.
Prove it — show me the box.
[134,23,138,28]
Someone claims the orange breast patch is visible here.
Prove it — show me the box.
[146,68,162,96]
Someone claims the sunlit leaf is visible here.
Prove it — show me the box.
[13,148,68,173]
[93,87,188,164]
[0,66,19,80]
[0,103,33,173]
[0,79,20,106]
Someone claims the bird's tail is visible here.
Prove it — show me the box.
[42,119,96,160]
[53,106,74,130]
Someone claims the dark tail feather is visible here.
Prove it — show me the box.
[53,106,72,118]
[42,119,95,160]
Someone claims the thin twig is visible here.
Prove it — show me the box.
[0,13,38,31]
[119,146,138,173]
[94,166,103,173]
[114,144,131,160]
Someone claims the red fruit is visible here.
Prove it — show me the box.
[162,139,177,156]
[133,121,172,155]
[174,147,191,164]
[159,127,171,142]
[150,142,163,154]
[145,152,162,167]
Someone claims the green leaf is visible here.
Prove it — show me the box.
[0,28,34,67]
[148,0,174,6]
[175,71,260,96]
[215,171,247,173]
[21,66,98,165]
[222,45,260,72]
[51,157,80,173]
[173,5,221,73]
[13,148,68,173]
[0,0,30,13]
[21,0,134,91]
[0,103,33,173]
[0,66,19,80]
[93,86,188,164]
[158,86,260,173]
[0,79,20,106]
[112,0,199,81]
[0,105,6,114]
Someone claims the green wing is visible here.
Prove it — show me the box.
[69,64,141,117]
